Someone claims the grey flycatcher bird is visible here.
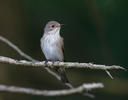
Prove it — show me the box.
[40,21,69,83]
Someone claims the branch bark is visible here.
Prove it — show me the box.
[0,83,103,96]
[0,56,125,71]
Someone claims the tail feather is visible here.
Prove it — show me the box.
[58,67,69,83]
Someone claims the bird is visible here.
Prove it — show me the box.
[40,21,69,83]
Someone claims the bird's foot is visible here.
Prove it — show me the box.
[44,60,58,67]
[44,60,51,67]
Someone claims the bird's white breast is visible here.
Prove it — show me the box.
[40,30,63,61]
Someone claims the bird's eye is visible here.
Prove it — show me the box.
[51,25,55,28]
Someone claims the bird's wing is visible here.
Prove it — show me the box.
[56,37,65,61]
[60,37,65,61]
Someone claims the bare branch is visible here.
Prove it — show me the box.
[105,70,114,79]
[0,56,125,71]
[0,35,37,62]
[0,83,103,96]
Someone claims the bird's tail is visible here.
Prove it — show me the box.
[57,67,69,83]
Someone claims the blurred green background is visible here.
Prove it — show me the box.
[0,0,128,100]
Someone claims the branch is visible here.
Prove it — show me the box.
[0,35,37,62]
[0,83,103,96]
[0,56,125,71]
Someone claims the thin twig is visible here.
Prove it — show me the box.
[0,83,103,96]
[0,56,125,71]
[0,35,37,62]
[105,70,114,79]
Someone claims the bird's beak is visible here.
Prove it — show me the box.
[56,24,64,28]
[60,24,64,27]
